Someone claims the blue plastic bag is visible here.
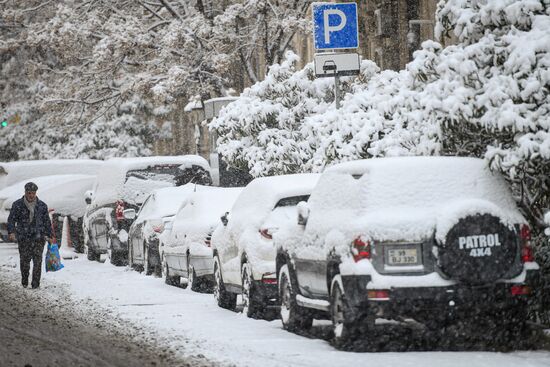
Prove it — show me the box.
[45,242,64,272]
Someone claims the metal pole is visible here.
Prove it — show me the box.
[334,76,341,109]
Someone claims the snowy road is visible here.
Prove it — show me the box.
[1,243,549,367]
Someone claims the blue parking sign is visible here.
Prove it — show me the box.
[313,3,358,50]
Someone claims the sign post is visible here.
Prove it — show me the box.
[312,3,361,109]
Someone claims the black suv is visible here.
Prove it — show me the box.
[275,157,539,348]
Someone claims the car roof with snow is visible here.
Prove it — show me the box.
[0,174,95,216]
[306,156,524,243]
[91,156,210,207]
[137,183,215,221]
[230,173,320,228]
[324,156,519,210]
[0,159,102,190]
[178,187,244,222]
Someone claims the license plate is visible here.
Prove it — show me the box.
[387,248,418,265]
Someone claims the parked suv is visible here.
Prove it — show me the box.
[211,173,319,319]
[275,157,539,348]
[84,156,211,265]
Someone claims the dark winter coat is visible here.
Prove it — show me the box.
[7,197,52,242]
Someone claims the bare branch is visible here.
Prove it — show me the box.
[158,0,183,22]
[43,93,121,106]
[22,0,52,13]
[137,0,166,21]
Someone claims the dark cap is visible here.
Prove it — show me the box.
[24,182,38,192]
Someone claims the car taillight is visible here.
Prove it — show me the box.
[115,200,125,222]
[520,224,534,262]
[152,224,164,233]
[367,289,390,300]
[352,236,371,262]
[510,285,532,296]
[259,228,273,240]
[262,273,277,285]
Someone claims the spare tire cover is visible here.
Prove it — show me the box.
[438,214,518,285]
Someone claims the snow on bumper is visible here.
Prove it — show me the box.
[339,258,538,289]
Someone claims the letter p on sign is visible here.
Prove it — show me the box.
[313,3,359,50]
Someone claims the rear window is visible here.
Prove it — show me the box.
[125,164,184,185]
[275,195,310,208]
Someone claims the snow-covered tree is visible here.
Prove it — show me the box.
[209,51,379,176]
[0,0,312,160]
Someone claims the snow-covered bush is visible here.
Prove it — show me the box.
[210,51,334,177]
[210,51,381,176]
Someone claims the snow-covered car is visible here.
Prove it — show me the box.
[212,173,320,318]
[274,157,539,348]
[0,174,96,249]
[161,186,243,292]
[0,159,102,241]
[84,156,212,266]
[127,184,206,276]
[0,159,102,191]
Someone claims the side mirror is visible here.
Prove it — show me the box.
[84,190,93,205]
[123,208,136,220]
[221,212,229,227]
[297,201,309,226]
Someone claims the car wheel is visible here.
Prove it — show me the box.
[111,250,125,266]
[242,263,264,318]
[162,255,179,286]
[188,261,203,292]
[213,256,237,310]
[279,264,313,332]
[144,243,153,275]
[86,246,100,262]
[330,274,362,349]
[128,240,135,270]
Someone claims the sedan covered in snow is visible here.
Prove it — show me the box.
[127,184,204,276]
[161,186,243,292]
[211,173,320,319]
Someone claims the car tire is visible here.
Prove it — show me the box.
[162,255,179,286]
[279,264,313,332]
[213,256,237,310]
[86,246,100,262]
[144,243,153,276]
[330,274,361,349]
[188,262,202,292]
[128,240,135,270]
[241,263,264,319]
[109,249,125,266]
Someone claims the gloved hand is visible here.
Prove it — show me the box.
[8,233,16,242]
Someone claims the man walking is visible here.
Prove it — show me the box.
[7,182,52,289]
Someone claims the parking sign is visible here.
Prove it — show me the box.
[313,3,358,50]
